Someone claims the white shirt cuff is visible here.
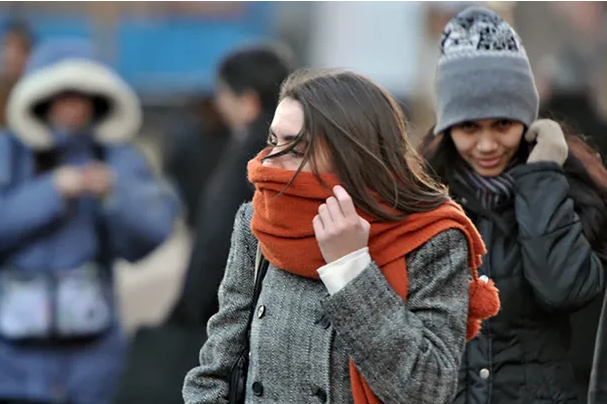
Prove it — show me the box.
[317,247,372,295]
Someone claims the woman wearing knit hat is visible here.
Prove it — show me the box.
[183,68,500,403]
[420,6,607,404]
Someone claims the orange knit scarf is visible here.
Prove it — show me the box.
[247,151,500,404]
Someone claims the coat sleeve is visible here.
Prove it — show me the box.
[102,145,181,262]
[322,228,469,404]
[0,175,66,255]
[0,135,66,255]
[182,203,257,404]
[512,161,605,312]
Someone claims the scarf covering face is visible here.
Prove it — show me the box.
[247,150,500,404]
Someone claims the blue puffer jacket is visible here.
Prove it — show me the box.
[0,40,180,404]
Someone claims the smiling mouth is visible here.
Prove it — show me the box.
[476,157,501,168]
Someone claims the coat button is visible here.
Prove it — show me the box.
[479,368,490,380]
[257,305,266,319]
[314,387,327,403]
[252,381,264,396]
[318,316,331,329]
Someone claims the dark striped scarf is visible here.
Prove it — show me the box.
[452,160,518,210]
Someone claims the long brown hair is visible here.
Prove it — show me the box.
[265,69,450,221]
[419,125,607,263]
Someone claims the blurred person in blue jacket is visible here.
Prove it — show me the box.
[0,39,180,404]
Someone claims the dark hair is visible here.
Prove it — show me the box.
[217,44,293,113]
[419,124,607,263]
[266,68,450,222]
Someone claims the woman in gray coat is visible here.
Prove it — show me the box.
[183,69,500,404]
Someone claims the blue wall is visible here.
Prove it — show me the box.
[0,2,276,95]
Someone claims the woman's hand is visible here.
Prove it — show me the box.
[53,166,86,198]
[525,119,569,166]
[82,162,115,198]
[313,185,371,264]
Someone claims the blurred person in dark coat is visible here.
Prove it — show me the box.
[539,49,607,160]
[161,99,230,229]
[168,44,293,328]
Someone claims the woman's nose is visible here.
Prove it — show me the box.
[262,148,281,167]
[476,132,498,153]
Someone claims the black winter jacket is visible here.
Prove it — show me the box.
[452,161,605,404]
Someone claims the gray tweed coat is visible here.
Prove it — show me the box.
[183,203,470,404]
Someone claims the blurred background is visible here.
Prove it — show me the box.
[0,0,604,336]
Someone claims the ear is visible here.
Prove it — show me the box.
[241,89,262,124]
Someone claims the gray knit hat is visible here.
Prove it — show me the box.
[434,6,539,135]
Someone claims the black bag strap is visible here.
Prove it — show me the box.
[243,243,269,350]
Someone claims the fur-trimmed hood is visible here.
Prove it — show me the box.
[6,39,142,150]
